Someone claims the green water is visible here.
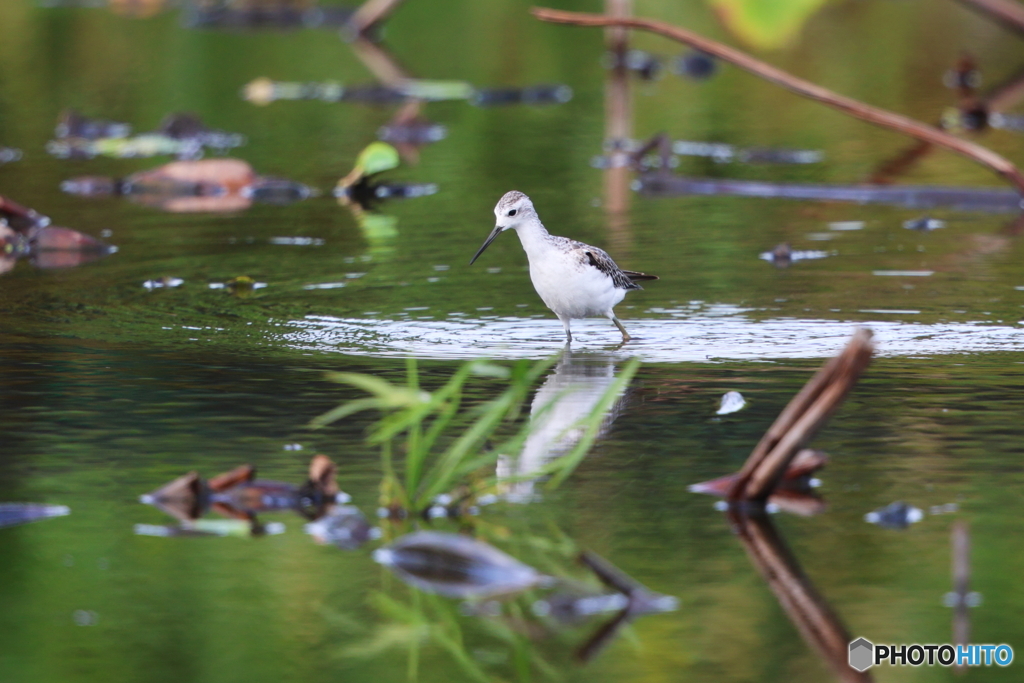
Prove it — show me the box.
[3,1,1024,681]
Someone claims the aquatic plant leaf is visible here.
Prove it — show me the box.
[355,142,401,178]
[708,0,829,50]
[311,373,428,428]
[418,358,556,506]
[0,503,70,529]
[374,531,546,599]
[340,623,425,659]
[310,397,391,428]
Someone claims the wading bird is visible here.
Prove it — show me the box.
[470,191,657,343]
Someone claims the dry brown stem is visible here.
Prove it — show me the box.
[531,7,1024,192]
[729,328,874,501]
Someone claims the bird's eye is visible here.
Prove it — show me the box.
[507,209,517,217]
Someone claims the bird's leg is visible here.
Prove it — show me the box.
[559,316,572,343]
[612,317,632,343]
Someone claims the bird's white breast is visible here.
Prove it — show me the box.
[527,248,625,319]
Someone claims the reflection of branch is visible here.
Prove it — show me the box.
[729,329,874,501]
[729,511,873,683]
[531,8,1024,191]
[576,608,631,663]
[871,63,1024,184]
[983,63,1024,111]
[951,521,971,673]
[575,550,677,662]
[349,36,411,87]
[953,0,1024,34]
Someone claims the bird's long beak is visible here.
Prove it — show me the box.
[469,225,503,265]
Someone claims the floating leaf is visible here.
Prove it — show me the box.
[337,142,401,191]
[355,142,400,178]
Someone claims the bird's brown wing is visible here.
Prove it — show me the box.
[583,248,644,290]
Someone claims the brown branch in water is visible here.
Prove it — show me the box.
[954,0,1024,35]
[346,0,408,38]
[729,328,874,501]
[531,7,1024,192]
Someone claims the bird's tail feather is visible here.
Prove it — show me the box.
[623,270,659,282]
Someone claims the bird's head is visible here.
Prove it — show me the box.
[470,191,536,265]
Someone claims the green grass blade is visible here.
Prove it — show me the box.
[309,397,388,428]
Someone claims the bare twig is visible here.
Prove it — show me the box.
[346,0,408,37]
[531,7,1024,192]
[954,0,1024,34]
[728,329,874,501]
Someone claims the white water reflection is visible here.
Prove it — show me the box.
[496,349,626,502]
[280,303,1024,361]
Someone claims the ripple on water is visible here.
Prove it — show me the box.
[279,304,1024,361]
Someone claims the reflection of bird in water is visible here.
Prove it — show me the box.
[470,191,657,343]
[497,349,630,501]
